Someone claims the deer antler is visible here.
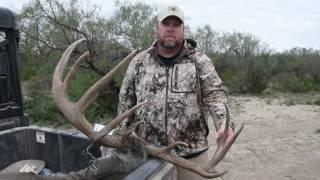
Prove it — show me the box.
[52,39,244,179]
[52,38,143,147]
[142,106,244,178]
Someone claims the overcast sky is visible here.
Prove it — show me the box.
[1,0,320,52]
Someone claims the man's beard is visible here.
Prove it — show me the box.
[158,37,181,49]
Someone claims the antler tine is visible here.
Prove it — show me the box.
[53,38,86,84]
[52,38,93,137]
[52,39,86,106]
[78,50,138,113]
[63,51,90,89]
[145,144,228,178]
[207,104,231,168]
[206,105,244,171]
[212,122,244,166]
[93,101,146,142]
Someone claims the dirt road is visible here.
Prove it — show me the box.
[208,95,320,180]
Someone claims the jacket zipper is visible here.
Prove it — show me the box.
[164,66,169,145]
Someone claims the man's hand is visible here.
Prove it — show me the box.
[215,126,234,145]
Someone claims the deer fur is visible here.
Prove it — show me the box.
[0,139,147,180]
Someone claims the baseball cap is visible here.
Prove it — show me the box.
[158,5,184,23]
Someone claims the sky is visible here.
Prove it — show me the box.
[1,0,320,52]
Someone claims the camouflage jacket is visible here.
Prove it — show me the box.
[118,39,228,157]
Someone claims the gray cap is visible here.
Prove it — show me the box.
[158,5,184,23]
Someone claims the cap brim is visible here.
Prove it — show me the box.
[159,15,184,23]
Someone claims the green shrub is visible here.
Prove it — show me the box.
[24,92,60,125]
[269,73,320,93]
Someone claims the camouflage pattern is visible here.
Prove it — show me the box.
[117,39,228,157]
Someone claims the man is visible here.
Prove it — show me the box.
[117,5,234,180]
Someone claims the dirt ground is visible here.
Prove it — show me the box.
[207,95,320,180]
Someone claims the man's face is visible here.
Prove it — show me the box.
[157,16,184,49]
